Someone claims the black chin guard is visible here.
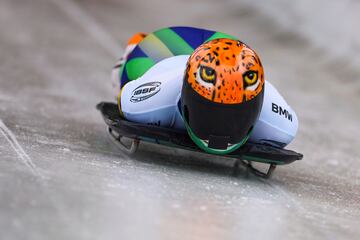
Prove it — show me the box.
[181,80,264,148]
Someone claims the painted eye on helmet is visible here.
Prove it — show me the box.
[199,66,216,84]
[243,71,258,88]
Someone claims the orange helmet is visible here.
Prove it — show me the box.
[181,38,265,154]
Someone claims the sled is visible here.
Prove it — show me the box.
[97,102,303,178]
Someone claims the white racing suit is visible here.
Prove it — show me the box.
[116,55,298,148]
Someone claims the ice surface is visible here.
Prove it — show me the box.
[0,0,359,239]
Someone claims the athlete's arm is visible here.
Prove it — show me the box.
[119,55,189,129]
[249,81,298,147]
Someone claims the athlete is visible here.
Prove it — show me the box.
[111,26,298,154]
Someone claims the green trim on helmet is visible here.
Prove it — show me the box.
[183,117,250,155]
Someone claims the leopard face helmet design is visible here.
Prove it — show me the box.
[187,38,264,103]
[181,38,265,155]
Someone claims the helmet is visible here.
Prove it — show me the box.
[181,38,265,155]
